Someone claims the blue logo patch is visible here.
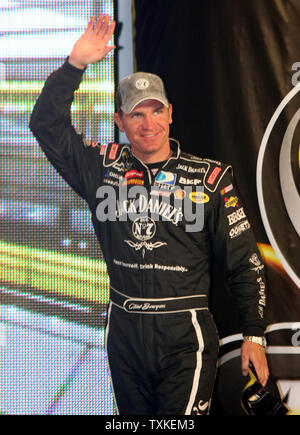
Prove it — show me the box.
[155,171,177,186]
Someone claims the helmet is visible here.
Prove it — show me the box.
[241,363,290,415]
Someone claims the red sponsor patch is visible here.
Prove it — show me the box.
[108,144,119,160]
[207,167,222,184]
[220,183,233,195]
[124,170,144,179]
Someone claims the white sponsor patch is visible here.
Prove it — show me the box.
[227,207,246,226]
[229,220,251,238]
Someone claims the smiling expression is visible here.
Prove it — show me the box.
[114,99,173,163]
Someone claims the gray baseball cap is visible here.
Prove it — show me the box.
[116,72,169,114]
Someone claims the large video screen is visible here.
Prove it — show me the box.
[0,0,115,415]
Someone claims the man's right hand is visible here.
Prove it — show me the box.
[68,14,116,70]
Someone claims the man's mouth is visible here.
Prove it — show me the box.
[141,133,157,138]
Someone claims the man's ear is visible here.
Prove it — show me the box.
[114,112,125,132]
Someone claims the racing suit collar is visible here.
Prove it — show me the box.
[160,138,181,171]
[168,138,181,161]
[130,137,181,170]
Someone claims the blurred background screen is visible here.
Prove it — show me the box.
[0,0,115,415]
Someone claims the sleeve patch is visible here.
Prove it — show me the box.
[108,143,119,160]
[207,166,222,184]
[103,143,131,168]
[204,164,232,192]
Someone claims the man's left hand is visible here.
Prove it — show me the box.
[241,341,269,387]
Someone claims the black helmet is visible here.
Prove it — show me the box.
[241,363,290,415]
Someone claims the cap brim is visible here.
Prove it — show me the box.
[122,97,169,114]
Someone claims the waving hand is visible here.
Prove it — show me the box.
[68,14,116,69]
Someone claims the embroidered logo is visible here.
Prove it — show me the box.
[192,400,209,415]
[135,78,150,90]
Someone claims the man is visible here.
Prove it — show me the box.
[29,15,269,415]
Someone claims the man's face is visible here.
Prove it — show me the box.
[114,99,173,163]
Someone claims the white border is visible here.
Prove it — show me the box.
[279,108,300,237]
[185,310,204,415]
[256,83,300,289]
[220,322,300,347]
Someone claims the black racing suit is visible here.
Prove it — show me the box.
[29,60,267,415]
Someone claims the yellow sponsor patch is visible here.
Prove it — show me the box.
[224,196,239,208]
[189,191,210,204]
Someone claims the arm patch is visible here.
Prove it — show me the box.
[204,163,232,192]
[103,143,131,168]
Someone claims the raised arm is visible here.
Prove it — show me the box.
[29,15,116,204]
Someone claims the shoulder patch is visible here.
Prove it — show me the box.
[100,145,107,155]
[103,143,131,168]
[178,153,232,192]
[203,163,232,192]
[108,143,119,160]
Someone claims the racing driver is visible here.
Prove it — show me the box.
[29,15,269,415]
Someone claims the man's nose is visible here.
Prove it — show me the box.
[142,115,155,129]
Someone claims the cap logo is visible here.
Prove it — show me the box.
[135,78,150,90]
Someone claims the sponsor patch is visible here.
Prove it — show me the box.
[151,189,173,197]
[174,189,186,199]
[176,163,207,174]
[103,144,131,169]
[224,196,239,208]
[229,220,251,238]
[104,169,122,186]
[189,192,209,204]
[227,207,246,226]
[179,176,202,185]
[155,171,177,188]
[204,164,232,192]
[220,184,233,196]
[109,144,119,160]
[189,191,210,204]
[105,169,121,180]
[124,178,145,186]
[207,166,222,184]
[124,170,144,179]
[103,178,120,187]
